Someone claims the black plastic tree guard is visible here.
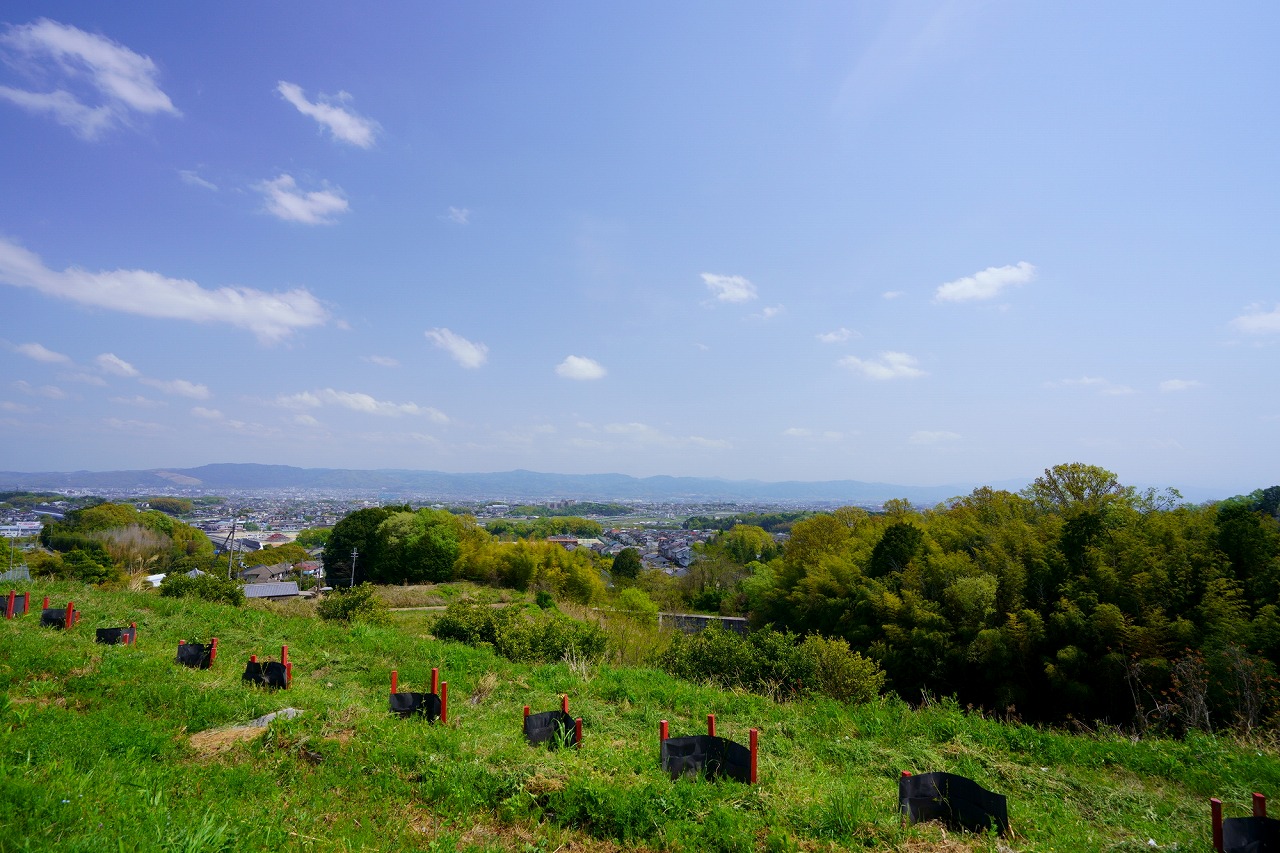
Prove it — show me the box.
[243,645,292,689]
[1213,793,1280,852]
[5,590,30,618]
[176,638,217,669]
[659,714,757,783]
[899,771,1009,836]
[40,601,78,629]
[388,668,447,722]
[95,623,137,645]
[523,695,582,749]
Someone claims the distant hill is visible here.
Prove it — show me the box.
[0,463,1029,505]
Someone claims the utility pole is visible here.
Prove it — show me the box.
[350,547,358,588]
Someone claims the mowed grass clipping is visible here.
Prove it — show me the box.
[1,582,1277,852]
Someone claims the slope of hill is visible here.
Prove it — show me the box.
[1,582,1273,851]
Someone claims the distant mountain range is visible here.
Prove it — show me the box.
[0,463,1034,506]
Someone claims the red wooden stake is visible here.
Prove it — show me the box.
[707,713,716,737]
[129,622,137,646]
[42,596,48,609]
[281,644,289,666]
[285,661,292,688]
[250,654,258,663]
[523,705,530,718]
[575,717,583,749]
[1211,797,1224,852]
[23,592,28,614]
[749,728,758,784]
[64,601,74,631]
[431,667,439,694]
[660,719,669,745]
[5,590,13,619]
[1254,792,1267,818]
[440,682,448,723]
[561,694,569,714]
[210,637,219,664]
[391,670,398,695]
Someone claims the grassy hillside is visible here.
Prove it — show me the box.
[1,583,1276,852]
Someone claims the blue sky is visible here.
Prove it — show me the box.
[1,2,1277,497]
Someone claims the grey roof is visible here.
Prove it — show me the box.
[243,582,300,599]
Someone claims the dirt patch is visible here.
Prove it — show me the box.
[188,726,265,755]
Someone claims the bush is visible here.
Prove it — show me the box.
[658,626,885,703]
[317,583,388,624]
[432,600,606,663]
[159,571,245,606]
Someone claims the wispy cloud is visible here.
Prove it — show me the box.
[556,355,607,380]
[1233,304,1280,334]
[1159,379,1202,392]
[104,417,165,434]
[96,352,138,376]
[601,422,729,449]
[363,355,399,368]
[276,81,378,148]
[883,290,906,300]
[838,351,925,380]
[140,377,210,399]
[109,395,163,408]
[14,380,66,399]
[701,273,758,303]
[0,18,179,139]
[817,327,857,344]
[909,430,961,445]
[13,342,69,363]
[446,207,471,225]
[0,237,327,343]
[753,304,785,320]
[783,427,845,441]
[1046,376,1136,396]
[277,388,448,421]
[426,328,488,368]
[935,262,1036,303]
[191,406,223,419]
[1,401,35,413]
[179,169,216,190]
[256,174,349,225]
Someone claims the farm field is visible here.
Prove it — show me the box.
[2,582,1277,852]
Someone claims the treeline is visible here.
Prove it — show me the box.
[323,506,606,604]
[740,466,1280,732]
[483,516,603,540]
[507,502,633,517]
[682,511,812,533]
[35,502,214,583]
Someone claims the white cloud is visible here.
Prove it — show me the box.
[104,417,164,434]
[364,355,399,368]
[701,273,758,303]
[96,352,138,376]
[425,328,488,368]
[1048,376,1135,396]
[0,238,327,343]
[783,427,812,437]
[1,401,35,413]
[1160,379,1202,392]
[1233,304,1280,334]
[817,328,856,344]
[601,422,729,449]
[935,262,1036,303]
[14,380,65,399]
[256,174,349,225]
[294,414,320,427]
[140,377,210,399]
[909,430,961,445]
[754,304,785,320]
[14,342,69,363]
[191,406,222,419]
[0,18,178,138]
[556,355,607,380]
[838,351,925,380]
[276,81,378,148]
[277,388,448,421]
[109,395,163,408]
[883,290,906,300]
[446,207,471,225]
[61,371,106,386]
[179,169,216,190]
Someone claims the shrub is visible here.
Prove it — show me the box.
[317,583,388,624]
[159,571,245,606]
[432,600,606,663]
[800,635,886,704]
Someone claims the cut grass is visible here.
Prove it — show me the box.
[1,581,1275,851]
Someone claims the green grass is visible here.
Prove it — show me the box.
[1,581,1275,851]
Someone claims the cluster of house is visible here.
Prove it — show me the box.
[548,527,719,576]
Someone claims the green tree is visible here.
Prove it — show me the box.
[611,547,642,580]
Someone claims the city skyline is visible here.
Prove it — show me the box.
[1,3,1278,497]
